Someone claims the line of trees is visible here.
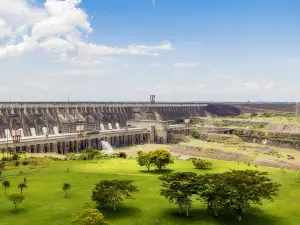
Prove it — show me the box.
[159,170,281,221]
[89,169,280,222]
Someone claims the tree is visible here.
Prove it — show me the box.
[197,170,281,221]
[159,172,199,216]
[137,151,154,171]
[2,180,10,195]
[92,179,139,211]
[151,149,174,172]
[8,193,25,210]
[18,182,27,194]
[71,208,109,225]
[192,130,200,139]
[62,183,71,198]
[192,158,212,170]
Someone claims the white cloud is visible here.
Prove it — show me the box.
[0,0,173,61]
[0,35,37,60]
[152,0,156,6]
[173,62,198,68]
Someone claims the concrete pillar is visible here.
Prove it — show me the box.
[75,140,79,153]
[65,141,70,155]
[52,142,58,153]
[40,144,45,153]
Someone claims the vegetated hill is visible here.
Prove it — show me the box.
[206,104,241,117]
[233,103,296,113]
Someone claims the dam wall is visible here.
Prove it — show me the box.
[0,103,208,138]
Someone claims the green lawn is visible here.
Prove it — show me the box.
[1,158,300,225]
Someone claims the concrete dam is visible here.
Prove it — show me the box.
[0,102,210,138]
[0,102,241,139]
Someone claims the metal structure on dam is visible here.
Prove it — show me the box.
[0,102,208,138]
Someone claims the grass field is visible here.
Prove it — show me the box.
[1,155,300,225]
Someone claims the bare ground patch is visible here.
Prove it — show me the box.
[170,144,250,162]
[254,159,300,170]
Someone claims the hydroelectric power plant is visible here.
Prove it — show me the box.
[0,102,241,154]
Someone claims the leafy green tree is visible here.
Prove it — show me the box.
[92,179,139,211]
[192,158,212,170]
[198,170,281,221]
[151,149,174,172]
[2,180,10,195]
[159,172,199,216]
[62,183,71,198]
[137,151,154,171]
[8,193,25,210]
[18,182,27,194]
[71,208,109,225]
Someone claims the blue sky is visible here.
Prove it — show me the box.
[1,0,300,102]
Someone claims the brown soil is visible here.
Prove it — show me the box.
[170,145,250,162]
[254,159,300,171]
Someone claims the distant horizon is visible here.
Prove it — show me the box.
[0,101,297,104]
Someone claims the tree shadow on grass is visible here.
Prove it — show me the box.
[98,205,142,220]
[139,169,174,175]
[162,207,285,225]
[7,208,28,214]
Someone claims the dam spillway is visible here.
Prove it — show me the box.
[0,102,208,138]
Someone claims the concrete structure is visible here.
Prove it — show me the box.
[127,120,193,144]
[0,102,207,138]
[0,119,193,155]
[0,128,151,155]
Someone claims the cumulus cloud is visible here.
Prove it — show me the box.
[0,0,173,61]
[173,62,198,68]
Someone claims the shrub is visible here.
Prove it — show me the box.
[192,130,200,139]
[287,155,295,160]
[82,148,101,160]
[12,154,20,161]
[119,152,127,159]
[0,161,5,169]
[22,161,29,166]
[2,157,8,161]
[15,161,20,167]
[67,153,81,160]
[192,158,212,170]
